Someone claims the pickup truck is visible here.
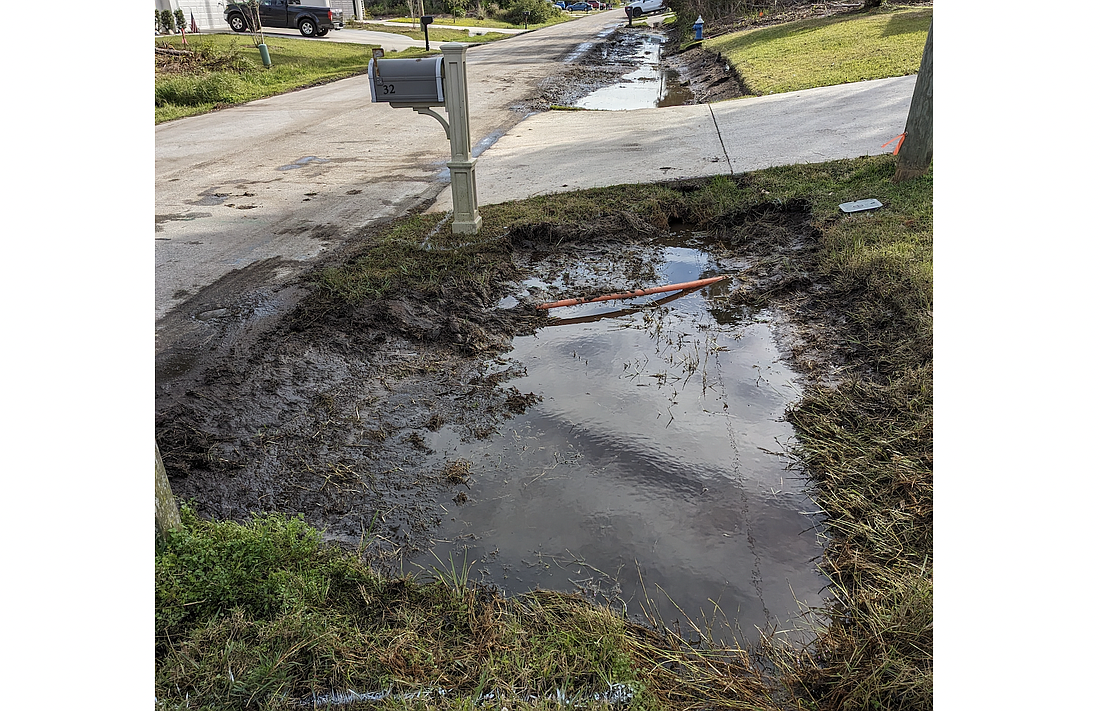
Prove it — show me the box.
[623,0,666,18]
[225,0,343,38]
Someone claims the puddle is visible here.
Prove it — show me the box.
[276,156,330,171]
[574,33,694,111]
[406,236,824,646]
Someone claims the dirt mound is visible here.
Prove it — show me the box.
[662,43,750,103]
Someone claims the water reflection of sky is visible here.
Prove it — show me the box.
[409,246,826,647]
[575,33,692,111]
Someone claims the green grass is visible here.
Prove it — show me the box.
[156,505,774,710]
[158,155,932,711]
[345,20,511,43]
[154,34,427,123]
[703,6,932,95]
[383,14,569,30]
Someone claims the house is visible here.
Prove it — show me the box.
[155,0,364,32]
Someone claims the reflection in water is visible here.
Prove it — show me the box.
[408,243,825,646]
[575,33,694,111]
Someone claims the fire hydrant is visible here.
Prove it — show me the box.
[694,15,704,41]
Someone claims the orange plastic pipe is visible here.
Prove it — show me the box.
[536,275,729,310]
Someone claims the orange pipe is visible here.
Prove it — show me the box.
[536,275,729,310]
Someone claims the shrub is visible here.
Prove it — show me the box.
[160,9,176,33]
[175,8,187,32]
[503,0,559,24]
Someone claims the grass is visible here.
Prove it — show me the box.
[703,5,932,95]
[157,505,776,709]
[154,34,427,123]
[383,14,570,30]
[345,20,511,43]
[158,154,932,710]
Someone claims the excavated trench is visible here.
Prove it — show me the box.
[156,201,832,647]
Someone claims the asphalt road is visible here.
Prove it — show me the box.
[156,10,911,342]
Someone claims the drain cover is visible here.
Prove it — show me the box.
[839,198,883,213]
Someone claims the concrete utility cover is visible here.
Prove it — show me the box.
[839,198,883,213]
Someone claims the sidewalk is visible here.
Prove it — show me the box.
[428,74,915,212]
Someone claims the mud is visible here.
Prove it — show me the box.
[532,26,739,110]
[156,195,841,574]
[662,42,750,104]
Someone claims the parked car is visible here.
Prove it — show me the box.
[623,0,665,18]
[586,1,607,9]
[566,2,592,10]
[553,1,568,8]
[225,0,343,37]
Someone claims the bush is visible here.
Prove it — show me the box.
[159,9,175,33]
[174,8,187,32]
[502,0,559,24]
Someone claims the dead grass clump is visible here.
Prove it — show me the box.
[504,388,540,414]
[364,427,388,442]
[443,459,472,485]
[155,40,251,74]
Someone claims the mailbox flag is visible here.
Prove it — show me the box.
[190,12,199,33]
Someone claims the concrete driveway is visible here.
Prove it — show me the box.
[428,75,915,210]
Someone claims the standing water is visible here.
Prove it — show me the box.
[409,236,825,646]
[575,32,694,111]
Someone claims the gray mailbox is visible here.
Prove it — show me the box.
[368,56,445,106]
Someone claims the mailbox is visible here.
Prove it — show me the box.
[368,56,445,106]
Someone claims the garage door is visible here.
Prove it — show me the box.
[329,0,357,20]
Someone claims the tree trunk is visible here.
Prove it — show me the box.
[155,443,182,546]
[894,19,932,182]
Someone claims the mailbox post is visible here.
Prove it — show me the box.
[440,43,481,235]
[420,15,432,52]
[367,43,482,235]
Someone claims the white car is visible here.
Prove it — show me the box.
[624,0,666,17]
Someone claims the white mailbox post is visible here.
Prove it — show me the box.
[368,43,482,235]
[439,44,481,235]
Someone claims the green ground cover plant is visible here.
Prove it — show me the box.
[154,34,425,123]
[702,6,931,95]
[158,154,931,710]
